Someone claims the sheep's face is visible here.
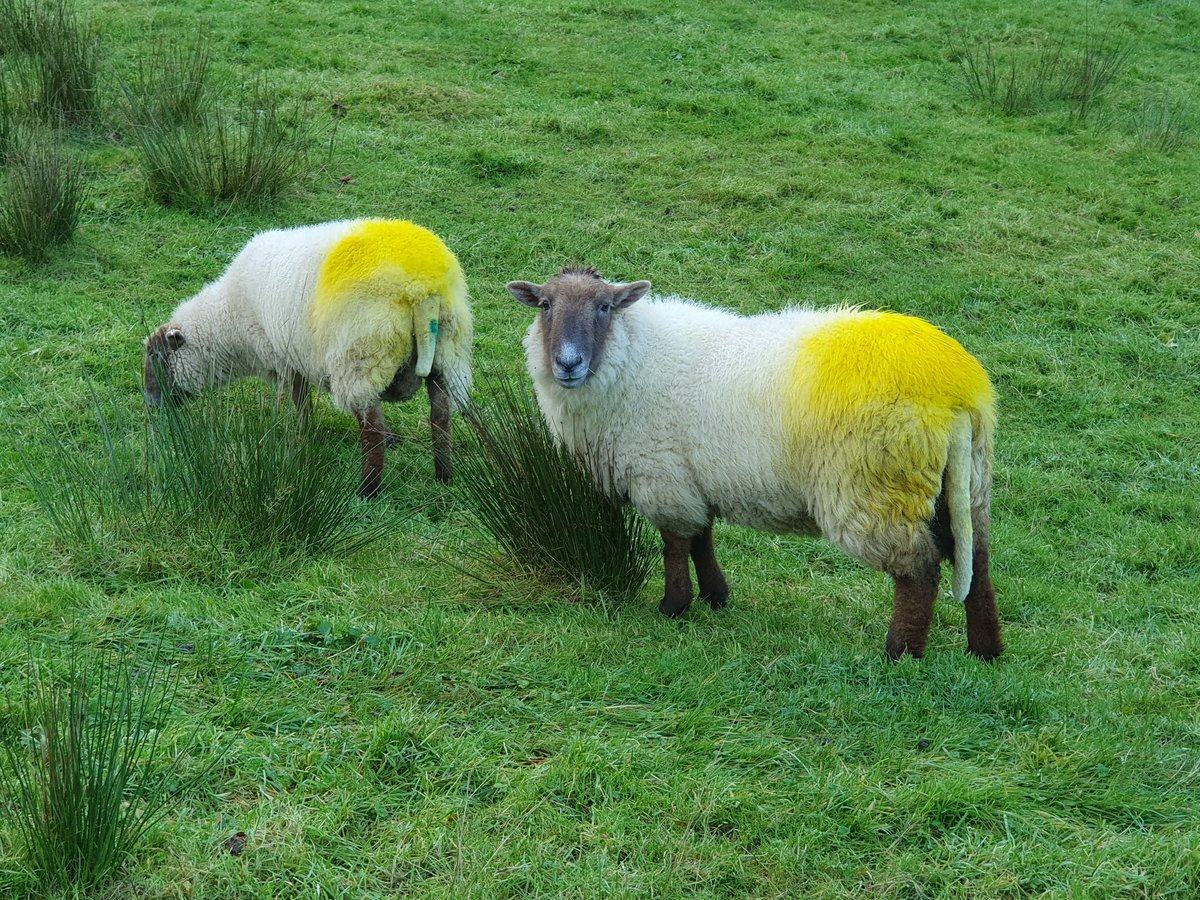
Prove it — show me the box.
[507,267,650,388]
[143,324,204,406]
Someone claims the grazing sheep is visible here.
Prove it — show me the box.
[144,218,473,497]
[507,266,1001,660]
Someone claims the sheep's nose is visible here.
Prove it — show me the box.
[554,351,584,377]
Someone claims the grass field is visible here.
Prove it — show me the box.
[2,0,1199,896]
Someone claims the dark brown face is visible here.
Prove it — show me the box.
[143,324,186,406]
[507,266,651,388]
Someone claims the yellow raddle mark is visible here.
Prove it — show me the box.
[314,219,459,310]
[308,219,466,394]
[783,311,995,524]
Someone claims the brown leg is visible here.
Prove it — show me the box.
[885,554,940,661]
[290,374,312,431]
[427,372,452,484]
[690,523,729,609]
[356,405,387,499]
[658,530,694,617]
[963,543,1003,661]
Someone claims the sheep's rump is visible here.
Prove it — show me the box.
[782,311,996,530]
[308,219,468,397]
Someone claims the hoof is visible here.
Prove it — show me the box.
[885,641,925,662]
[434,467,452,485]
[385,430,400,449]
[967,642,1003,662]
[701,589,729,610]
[358,479,383,500]
[659,595,692,618]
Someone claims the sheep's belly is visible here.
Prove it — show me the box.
[715,497,820,536]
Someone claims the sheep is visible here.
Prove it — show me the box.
[144,218,473,498]
[506,266,1001,660]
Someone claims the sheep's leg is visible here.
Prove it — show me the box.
[355,405,388,499]
[883,529,942,661]
[690,524,729,609]
[885,548,940,661]
[427,371,453,484]
[963,536,1002,661]
[658,530,694,617]
[290,374,312,431]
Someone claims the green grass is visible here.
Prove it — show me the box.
[1,0,1198,896]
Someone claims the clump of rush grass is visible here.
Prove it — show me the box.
[0,0,46,54]
[959,36,1064,117]
[127,77,311,210]
[116,34,210,130]
[10,0,102,126]
[958,26,1128,121]
[0,647,218,892]
[1128,90,1192,154]
[453,378,657,603]
[1061,27,1131,123]
[0,78,15,157]
[0,130,87,263]
[21,378,405,582]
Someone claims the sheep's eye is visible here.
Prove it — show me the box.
[598,303,612,314]
[539,300,551,311]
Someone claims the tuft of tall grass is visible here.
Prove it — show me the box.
[15,0,102,126]
[22,379,405,581]
[128,79,311,210]
[959,37,1063,117]
[0,0,47,54]
[0,78,14,157]
[116,35,210,130]
[958,29,1128,121]
[1129,90,1192,154]
[0,130,87,263]
[0,647,218,891]
[453,378,657,602]
[1062,30,1130,122]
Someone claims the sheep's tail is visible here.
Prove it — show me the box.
[945,411,975,602]
[413,294,442,378]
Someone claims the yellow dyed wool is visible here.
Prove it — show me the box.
[784,311,996,525]
[315,219,460,311]
[310,219,465,387]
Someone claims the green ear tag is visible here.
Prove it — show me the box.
[429,320,439,335]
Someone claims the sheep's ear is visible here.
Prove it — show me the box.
[611,280,651,309]
[507,281,543,307]
[165,327,185,350]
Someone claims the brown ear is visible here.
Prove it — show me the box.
[611,280,651,309]
[506,281,543,307]
[165,327,185,350]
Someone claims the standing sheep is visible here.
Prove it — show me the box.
[144,218,473,497]
[507,266,1001,660]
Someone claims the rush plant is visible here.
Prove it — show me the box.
[116,35,210,130]
[0,130,87,262]
[21,0,100,126]
[0,648,216,891]
[22,379,405,581]
[129,78,311,210]
[453,378,657,602]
